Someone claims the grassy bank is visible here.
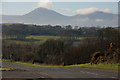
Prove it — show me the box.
[14,61,119,71]
[0,68,16,71]
[1,59,119,71]
[0,59,11,61]
[14,62,63,68]
[65,63,119,71]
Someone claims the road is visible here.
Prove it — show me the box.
[1,61,119,79]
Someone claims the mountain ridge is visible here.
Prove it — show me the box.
[1,7,118,26]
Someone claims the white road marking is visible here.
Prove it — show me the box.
[80,71,117,78]
[80,71,106,77]
[111,77,118,78]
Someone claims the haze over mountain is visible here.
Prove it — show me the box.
[1,7,118,27]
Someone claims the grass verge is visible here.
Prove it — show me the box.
[65,63,119,71]
[14,62,63,68]
[0,59,11,61]
[14,61,119,71]
[0,68,16,71]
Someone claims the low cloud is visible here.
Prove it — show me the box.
[96,19,104,22]
[76,7,111,15]
[59,8,71,11]
[38,0,53,9]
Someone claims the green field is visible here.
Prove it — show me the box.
[3,35,92,44]
[3,35,60,44]
[26,35,60,43]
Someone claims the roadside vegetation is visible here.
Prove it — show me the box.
[0,68,16,71]
[2,23,120,70]
[1,59,119,71]
[14,61,63,68]
[0,59,11,61]
[13,61,119,71]
[65,63,119,71]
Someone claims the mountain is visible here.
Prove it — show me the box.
[72,11,118,26]
[1,7,118,26]
[21,7,70,24]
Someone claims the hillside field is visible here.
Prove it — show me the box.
[3,35,90,44]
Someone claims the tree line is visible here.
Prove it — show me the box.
[2,23,99,38]
[2,24,120,65]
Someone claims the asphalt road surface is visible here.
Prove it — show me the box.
[1,61,119,79]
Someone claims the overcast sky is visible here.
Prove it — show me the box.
[0,1,118,16]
